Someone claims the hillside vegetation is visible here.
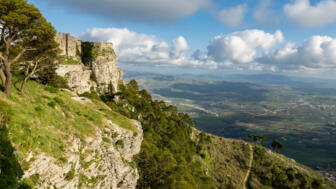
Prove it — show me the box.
[0,77,139,188]
[0,77,335,188]
[1,1,335,188]
[195,131,336,189]
[98,79,336,189]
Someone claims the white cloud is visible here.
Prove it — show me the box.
[260,36,336,71]
[216,4,246,27]
[51,0,211,22]
[79,27,215,68]
[171,36,190,58]
[284,0,336,27]
[207,30,284,63]
[80,28,336,73]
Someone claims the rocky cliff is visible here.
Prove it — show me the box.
[55,33,123,94]
[23,119,143,189]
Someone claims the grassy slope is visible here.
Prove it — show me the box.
[0,79,137,168]
[194,130,336,189]
[1,78,335,188]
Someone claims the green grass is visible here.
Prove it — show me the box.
[193,130,336,189]
[0,79,137,162]
[194,130,251,188]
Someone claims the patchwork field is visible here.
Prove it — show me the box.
[125,72,336,178]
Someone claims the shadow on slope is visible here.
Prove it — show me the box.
[0,101,30,188]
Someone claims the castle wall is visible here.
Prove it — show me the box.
[55,33,81,58]
[55,33,123,94]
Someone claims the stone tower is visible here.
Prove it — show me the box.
[55,33,123,94]
[55,33,81,59]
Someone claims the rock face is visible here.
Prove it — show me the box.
[90,42,123,94]
[55,33,123,94]
[56,64,95,94]
[23,119,143,189]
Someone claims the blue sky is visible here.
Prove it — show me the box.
[28,0,336,76]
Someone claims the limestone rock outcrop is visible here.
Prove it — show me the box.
[90,42,123,94]
[23,119,143,189]
[55,33,123,94]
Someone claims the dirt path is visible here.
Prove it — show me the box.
[243,144,253,189]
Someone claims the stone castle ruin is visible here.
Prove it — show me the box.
[55,33,123,94]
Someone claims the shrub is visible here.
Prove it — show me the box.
[64,57,80,65]
[37,65,68,89]
[30,174,40,185]
[58,157,67,163]
[102,137,111,143]
[81,42,95,66]
[80,91,101,100]
[53,97,64,105]
[47,101,56,109]
[44,86,59,93]
[115,139,124,148]
[34,106,43,112]
[111,132,119,139]
[65,169,75,181]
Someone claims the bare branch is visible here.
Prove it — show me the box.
[0,67,5,85]
[0,54,5,61]
[10,48,26,64]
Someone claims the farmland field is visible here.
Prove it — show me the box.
[125,72,336,176]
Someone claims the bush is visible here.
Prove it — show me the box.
[47,101,56,109]
[37,65,68,89]
[65,168,75,181]
[81,42,95,66]
[102,137,111,143]
[34,106,43,112]
[64,57,80,65]
[44,86,59,93]
[79,91,101,100]
[115,139,124,148]
[53,97,64,105]
[111,132,119,139]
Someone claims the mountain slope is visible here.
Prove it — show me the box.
[0,79,142,189]
[105,80,336,189]
[192,129,336,188]
[0,78,335,188]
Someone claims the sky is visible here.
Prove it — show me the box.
[28,0,336,77]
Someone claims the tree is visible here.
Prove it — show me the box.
[248,134,267,145]
[128,79,139,91]
[20,20,59,93]
[0,0,51,96]
[271,139,284,152]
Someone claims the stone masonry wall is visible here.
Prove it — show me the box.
[55,33,82,57]
[55,33,123,94]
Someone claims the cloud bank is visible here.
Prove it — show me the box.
[260,36,336,71]
[80,28,216,68]
[51,0,211,22]
[207,30,284,64]
[80,27,336,73]
[284,0,336,27]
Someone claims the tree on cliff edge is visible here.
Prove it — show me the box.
[0,0,55,96]
[20,20,59,93]
[271,139,284,153]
